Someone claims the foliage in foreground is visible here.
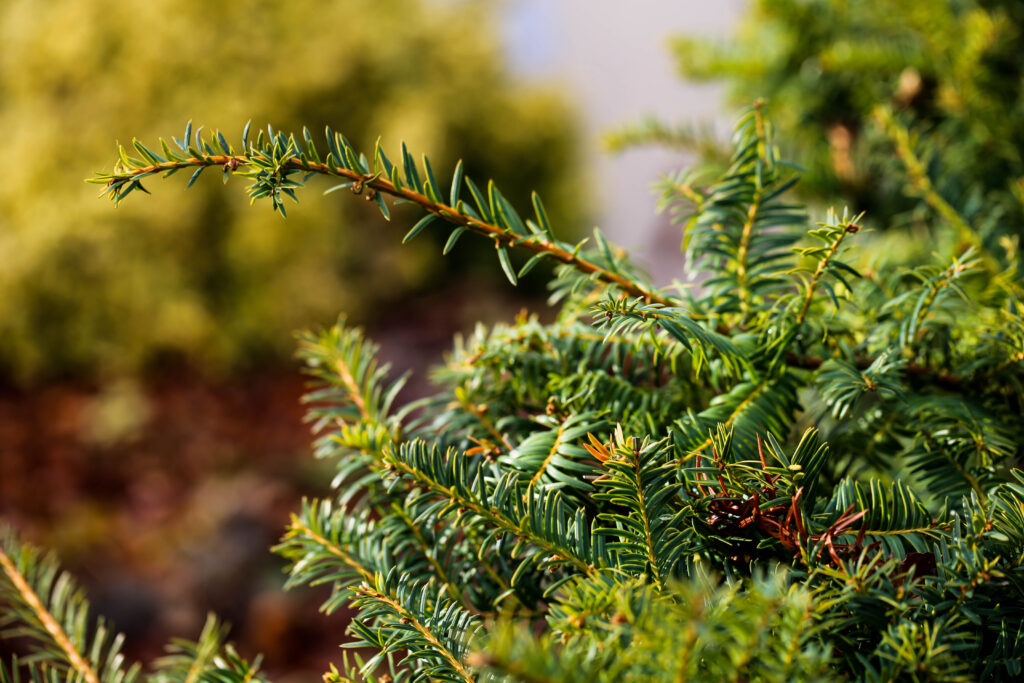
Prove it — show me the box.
[0,526,266,683]
[4,101,1024,681]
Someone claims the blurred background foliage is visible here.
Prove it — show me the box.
[671,0,1023,266]
[0,0,583,384]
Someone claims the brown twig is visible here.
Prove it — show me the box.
[103,155,671,306]
[350,583,477,683]
[0,546,100,683]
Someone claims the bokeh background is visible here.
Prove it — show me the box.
[5,0,1022,680]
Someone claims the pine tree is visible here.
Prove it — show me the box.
[3,93,1024,679]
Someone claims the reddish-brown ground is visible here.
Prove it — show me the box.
[0,367,347,681]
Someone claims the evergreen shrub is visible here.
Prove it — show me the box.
[3,95,1024,680]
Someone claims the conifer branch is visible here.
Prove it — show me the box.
[603,116,725,161]
[390,506,465,608]
[285,515,376,586]
[629,455,663,588]
[151,614,270,683]
[90,133,671,306]
[0,546,100,683]
[873,107,977,248]
[384,446,598,575]
[734,104,769,319]
[0,529,143,683]
[349,582,476,683]
[793,210,862,326]
[333,358,371,421]
[526,418,568,494]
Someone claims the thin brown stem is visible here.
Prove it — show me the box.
[384,453,596,575]
[334,358,370,421]
[287,517,375,585]
[735,105,768,320]
[289,518,474,682]
[736,193,762,317]
[630,448,663,589]
[351,584,476,683]
[0,547,100,683]
[796,225,855,326]
[526,419,567,493]
[103,155,671,306]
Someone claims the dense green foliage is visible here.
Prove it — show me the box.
[0,0,580,382]
[4,94,1023,680]
[657,0,1023,264]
